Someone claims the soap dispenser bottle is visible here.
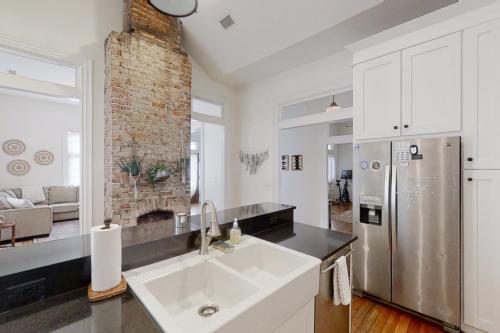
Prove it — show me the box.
[230,218,241,244]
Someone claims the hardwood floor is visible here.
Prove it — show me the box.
[352,296,445,333]
[331,220,353,234]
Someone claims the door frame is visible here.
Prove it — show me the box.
[191,96,225,209]
[322,135,353,230]
[274,85,353,228]
[0,36,93,235]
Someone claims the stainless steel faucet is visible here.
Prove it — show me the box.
[199,200,221,255]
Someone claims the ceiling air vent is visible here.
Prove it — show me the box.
[219,14,234,30]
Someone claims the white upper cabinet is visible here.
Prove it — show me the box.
[353,52,401,140]
[401,33,462,135]
[463,19,500,170]
[463,170,500,333]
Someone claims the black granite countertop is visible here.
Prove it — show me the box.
[0,222,357,333]
[254,222,357,261]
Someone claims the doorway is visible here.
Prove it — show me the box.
[327,142,353,234]
[190,98,225,214]
[0,47,92,246]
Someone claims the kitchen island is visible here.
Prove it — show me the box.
[0,204,356,333]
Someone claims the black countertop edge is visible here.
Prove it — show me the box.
[253,222,358,261]
[0,222,357,333]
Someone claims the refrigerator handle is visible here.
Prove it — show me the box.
[391,164,397,254]
[384,165,391,251]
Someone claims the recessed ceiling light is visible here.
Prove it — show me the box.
[219,14,235,30]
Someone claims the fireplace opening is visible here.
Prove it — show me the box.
[137,209,174,224]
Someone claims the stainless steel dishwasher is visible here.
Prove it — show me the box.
[315,246,353,333]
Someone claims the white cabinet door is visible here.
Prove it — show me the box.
[463,19,500,170]
[401,33,461,135]
[353,52,401,140]
[463,170,500,333]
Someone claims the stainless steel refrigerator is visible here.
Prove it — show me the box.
[352,137,461,330]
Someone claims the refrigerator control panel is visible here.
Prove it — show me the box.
[394,141,411,167]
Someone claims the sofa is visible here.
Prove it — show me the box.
[0,186,79,240]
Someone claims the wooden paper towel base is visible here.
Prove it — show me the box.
[88,276,127,302]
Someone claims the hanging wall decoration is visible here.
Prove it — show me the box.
[7,159,30,176]
[2,139,26,155]
[291,155,303,170]
[281,155,289,170]
[239,150,269,175]
[34,150,55,165]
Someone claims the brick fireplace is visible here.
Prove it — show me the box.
[104,0,191,226]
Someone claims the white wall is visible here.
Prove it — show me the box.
[236,50,353,206]
[279,124,328,226]
[191,59,240,208]
[0,92,80,188]
[0,0,123,223]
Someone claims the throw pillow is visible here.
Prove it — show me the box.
[0,189,17,199]
[0,197,12,210]
[6,197,35,209]
[48,186,78,204]
[21,185,46,204]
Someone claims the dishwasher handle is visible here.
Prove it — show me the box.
[321,249,354,274]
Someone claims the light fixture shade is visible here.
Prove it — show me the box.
[148,0,198,17]
[326,95,341,112]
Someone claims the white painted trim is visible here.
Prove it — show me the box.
[348,2,500,65]
[0,35,74,65]
[190,96,226,210]
[328,135,353,144]
[80,60,93,235]
[320,136,354,230]
[0,73,80,99]
[278,108,353,130]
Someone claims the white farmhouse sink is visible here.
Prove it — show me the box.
[124,236,321,333]
[214,242,308,285]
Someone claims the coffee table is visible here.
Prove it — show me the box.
[0,221,16,247]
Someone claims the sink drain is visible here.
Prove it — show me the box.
[198,304,220,317]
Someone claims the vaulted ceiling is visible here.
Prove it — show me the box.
[181,0,459,86]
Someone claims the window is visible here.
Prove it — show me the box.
[0,51,76,87]
[192,98,222,118]
[66,132,81,186]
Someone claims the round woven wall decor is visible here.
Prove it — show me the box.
[2,139,26,155]
[7,160,30,176]
[34,150,54,165]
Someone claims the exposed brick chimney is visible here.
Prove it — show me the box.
[123,0,181,44]
[104,0,191,226]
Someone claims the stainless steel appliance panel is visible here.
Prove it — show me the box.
[391,137,461,327]
[315,247,352,333]
[353,142,392,301]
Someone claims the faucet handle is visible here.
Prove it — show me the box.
[207,219,221,238]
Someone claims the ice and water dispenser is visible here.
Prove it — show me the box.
[359,195,382,225]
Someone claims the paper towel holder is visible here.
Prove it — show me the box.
[88,218,127,302]
[102,217,112,230]
[88,277,127,302]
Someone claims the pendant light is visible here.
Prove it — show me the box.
[326,95,341,112]
[148,0,198,17]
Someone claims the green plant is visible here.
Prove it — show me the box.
[118,154,142,176]
[146,162,170,184]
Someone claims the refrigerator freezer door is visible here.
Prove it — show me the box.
[391,137,461,327]
[353,142,392,301]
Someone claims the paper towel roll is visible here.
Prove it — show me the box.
[91,223,122,292]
